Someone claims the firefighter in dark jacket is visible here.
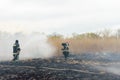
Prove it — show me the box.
[13,40,21,61]
[62,42,69,60]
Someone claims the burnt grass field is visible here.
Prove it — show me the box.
[0,53,120,80]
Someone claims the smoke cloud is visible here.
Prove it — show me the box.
[96,63,120,75]
[91,52,120,75]
[0,32,56,61]
[72,52,120,75]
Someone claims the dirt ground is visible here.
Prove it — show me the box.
[0,53,120,80]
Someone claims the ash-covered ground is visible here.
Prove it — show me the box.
[0,53,120,80]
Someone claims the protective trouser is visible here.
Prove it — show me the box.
[13,51,20,61]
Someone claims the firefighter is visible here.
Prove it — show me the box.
[62,42,69,60]
[12,40,21,61]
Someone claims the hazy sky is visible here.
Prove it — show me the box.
[0,0,120,34]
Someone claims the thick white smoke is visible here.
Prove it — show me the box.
[0,32,56,61]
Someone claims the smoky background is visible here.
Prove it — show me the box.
[0,32,56,61]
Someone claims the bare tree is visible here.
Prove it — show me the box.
[101,29,111,39]
[116,29,120,39]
